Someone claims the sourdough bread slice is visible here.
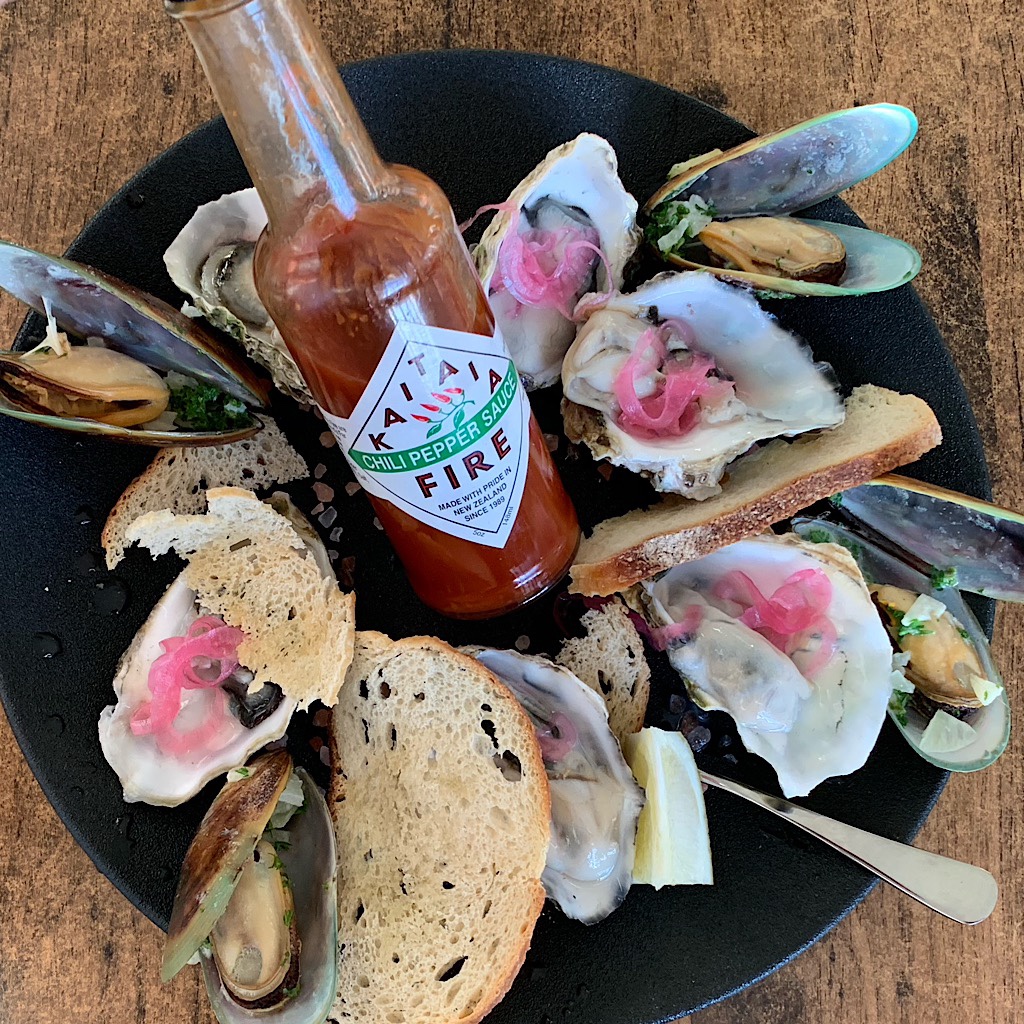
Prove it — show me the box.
[570,385,942,595]
[102,415,307,568]
[124,487,354,707]
[556,600,650,745]
[328,633,550,1024]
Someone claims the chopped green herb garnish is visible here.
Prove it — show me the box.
[645,196,716,256]
[169,382,250,432]
[880,604,935,639]
[271,854,285,872]
[282,984,301,1000]
[283,909,295,928]
[829,493,844,507]
[753,289,797,301]
[806,528,834,545]
[930,566,960,590]
[958,627,971,640]
[889,688,912,727]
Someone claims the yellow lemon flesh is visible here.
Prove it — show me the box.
[622,727,713,888]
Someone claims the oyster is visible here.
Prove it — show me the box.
[468,647,645,924]
[638,532,894,797]
[163,753,339,1024]
[793,516,1010,772]
[0,240,267,444]
[644,104,921,296]
[164,189,312,402]
[98,495,329,806]
[562,271,844,497]
[473,133,640,389]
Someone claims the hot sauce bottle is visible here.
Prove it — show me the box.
[169,0,579,618]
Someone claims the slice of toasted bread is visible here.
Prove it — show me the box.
[124,487,354,707]
[570,385,942,595]
[556,600,650,745]
[102,415,307,568]
[328,633,550,1024]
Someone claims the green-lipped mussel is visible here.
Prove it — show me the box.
[0,240,270,444]
[793,516,1009,773]
[643,104,921,297]
[836,473,1024,603]
[162,751,339,1024]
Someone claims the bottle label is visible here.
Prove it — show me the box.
[320,322,530,549]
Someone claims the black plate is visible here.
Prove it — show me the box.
[0,51,990,1020]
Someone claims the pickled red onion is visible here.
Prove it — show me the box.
[613,326,735,440]
[648,604,705,651]
[130,616,246,756]
[535,712,578,763]
[712,569,837,676]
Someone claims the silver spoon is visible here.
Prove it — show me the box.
[700,770,999,925]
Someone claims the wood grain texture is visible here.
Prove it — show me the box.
[0,1,1020,1022]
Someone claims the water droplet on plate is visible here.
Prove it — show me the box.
[33,632,62,658]
[44,714,65,736]
[76,550,102,575]
[91,579,128,615]
[74,504,95,526]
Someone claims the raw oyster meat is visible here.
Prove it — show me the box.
[474,133,640,390]
[639,533,894,797]
[469,647,645,924]
[562,271,844,498]
[164,189,312,402]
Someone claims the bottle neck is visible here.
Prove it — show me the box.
[168,0,388,227]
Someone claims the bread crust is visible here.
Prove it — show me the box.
[570,385,942,595]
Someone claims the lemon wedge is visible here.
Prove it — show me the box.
[622,727,713,888]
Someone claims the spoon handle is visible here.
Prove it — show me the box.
[699,771,998,925]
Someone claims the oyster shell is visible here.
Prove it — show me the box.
[468,647,645,924]
[644,104,921,296]
[0,240,267,444]
[164,190,312,403]
[98,495,328,806]
[639,532,894,797]
[562,271,844,497]
[473,133,640,389]
[792,515,1010,773]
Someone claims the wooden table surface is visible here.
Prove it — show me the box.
[0,1,1020,1021]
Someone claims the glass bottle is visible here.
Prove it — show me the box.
[168,0,579,619]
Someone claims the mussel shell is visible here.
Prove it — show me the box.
[202,768,339,1024]
[646,104,918,217]
[644,104,920,297]
[0,240,269,445]
[792,516,1010,772]
[162,750,292,982]
[838,473,1024,603]
[660,219,921,297]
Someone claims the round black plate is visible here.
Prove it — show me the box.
[0,51,990,1020]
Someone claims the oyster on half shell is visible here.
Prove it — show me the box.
[98,495,330,806]
[562,271,844,498]
[468,647,645,925]
[164,190,312,403]
[638,533,894,797]
[473,133,640,390]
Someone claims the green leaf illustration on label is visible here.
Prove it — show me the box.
[320,323,530,549]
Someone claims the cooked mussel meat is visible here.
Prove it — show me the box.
[697,217,847,285]
[0,340,169,427]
